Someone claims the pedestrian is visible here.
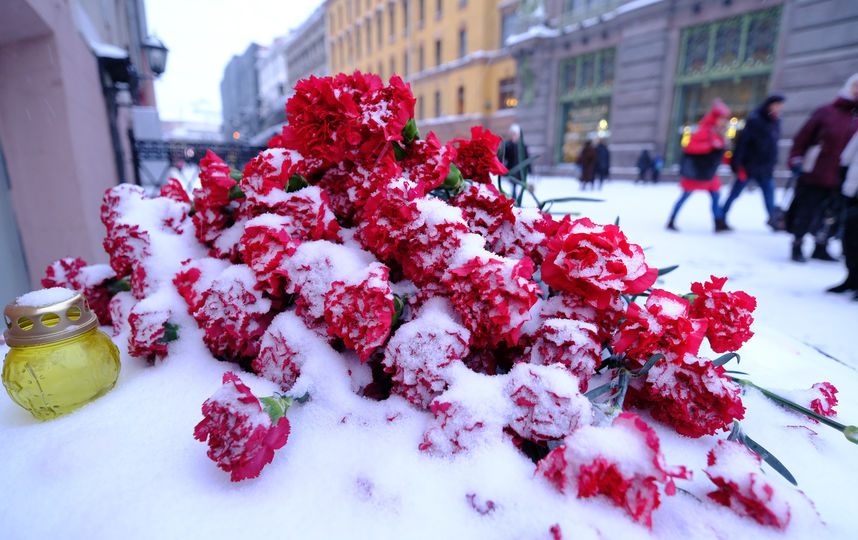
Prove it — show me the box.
[635,149,653,183]
[666,99,731,232]
[651,153,664,183]
[500,123,530,200]
[577,140,597,190]
[721,94,786,230]
[827,129,858,297]
[786,73,858,262]
[595,139,611,189]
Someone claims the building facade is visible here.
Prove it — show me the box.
[508,0,858,178]
[0,0,165,301]
[221,43,265,142]
[287,5,330,91]
[325,0,520,142]
[258,36,291,136]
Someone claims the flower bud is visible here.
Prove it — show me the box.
[845,425,858,444]
[440,162,464,192]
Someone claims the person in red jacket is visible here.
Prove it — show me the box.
[667,99,731,232]
[786,73,858,262]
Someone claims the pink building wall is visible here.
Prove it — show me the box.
[0,0,119,285]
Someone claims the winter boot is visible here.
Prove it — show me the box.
[827,272,858,293]
[810,242,837,262]
[666,218,678,231]
[714,218,731,233]
[791,240,807,263]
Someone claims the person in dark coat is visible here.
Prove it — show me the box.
[721,94,786,230]
[786,73,858,262]
[635,150,653,183]
[828,130,858,296]
[577,140,598,190]
[667,99,731,232]
[501,123,530,200]
[594,139,611,189]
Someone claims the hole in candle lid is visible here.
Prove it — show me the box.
[41,313,60,327]
[17,317,34,331]
[67,306,82,321]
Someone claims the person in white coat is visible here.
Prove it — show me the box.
[827,131,858,296]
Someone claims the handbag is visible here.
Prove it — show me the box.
[678,149,725,181]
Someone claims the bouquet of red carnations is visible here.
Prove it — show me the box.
[43,72,847,532]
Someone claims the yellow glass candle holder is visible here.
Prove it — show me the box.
[2,288,120,420]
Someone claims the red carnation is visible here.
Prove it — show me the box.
[253,311,315,392]
[324,262,395,362]
[173,257,231,315]
[705,440,791,529]
[541,217,657,309]
[239,215,301,297]
[449,182,514,238]
[103,223,151,277]
[191,151,244,246]
[194,372,292,482]
[540,291,625,345]
[42,258,118,326]
[536,413,691,529]
[689,276,756,353]
[809,382,838,417]
[419,400,491,455]
[382,297,471,408]
[519,317,601,392]
[624,353,745,438]
[444,254,541,348]
[159,177,191,204]
[489,206,560,266]
[193,265,273,363]
[401,131,454,194]
[450,126,507,184]
[127,302,171,362]
[101,183,147,231]
[611,289,707,367]
[505,363,593,443]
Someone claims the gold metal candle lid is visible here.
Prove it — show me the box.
[3,288,98,347]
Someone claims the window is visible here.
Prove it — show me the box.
[402,0,409,36]
[389,3,396,40]
[418,95,424,119]
[356,25,362,58]
[456,85,464,115]
[347,0,352,22]
[418,44,424,71]
[403,51,409,76]
[501,12,517,47]
[458,0,467,7]
[436,0,442,19]
[434,90,442,117]
[377,11,383,48]
[339,6,344,30]
[435,39,442,66]
[366,18,372,53]
[390,56,396,78]
[498,77,517,109]
[419,0,425,27]
[458,28,467,58]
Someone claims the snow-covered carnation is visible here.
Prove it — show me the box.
[689,276,756,353]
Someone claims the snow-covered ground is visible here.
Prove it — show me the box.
[1,178,855,539]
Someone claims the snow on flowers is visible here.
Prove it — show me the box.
[41,71,835,531]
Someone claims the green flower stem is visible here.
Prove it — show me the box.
[733,377,857,445]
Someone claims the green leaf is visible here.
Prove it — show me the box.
[401,118,419,144]
[287,173,309,192]
[228,184,245,200]
[259,395,292,424]
[440,162,464,192]
[584,380,615,400]
[657,264,679,277]
[392,141,406,161]
[504,154,538,179]
[632,353,665,378]
[712,352,739,367]
[107,277,131,295]
[391,294,405,328]
[228,170,243,182]
[614,216,620,226]
[742,433,798,486]
[188,202,196,217]
[157,322,179,343]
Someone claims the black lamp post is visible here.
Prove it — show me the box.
[141,36,168,77]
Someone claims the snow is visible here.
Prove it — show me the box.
[14,287,77,307]
[1,178,856,539]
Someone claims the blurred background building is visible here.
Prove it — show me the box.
[324,0,519,142]
[506,0,858,178]
[0,0,168,302]
[221,43,265,142]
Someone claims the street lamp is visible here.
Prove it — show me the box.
[142,36,168,77]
